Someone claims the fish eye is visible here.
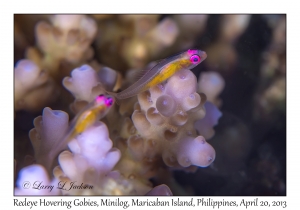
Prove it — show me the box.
[95,94,105,103]
[190,54,201,64]
[105,97,114,106]
[97,94,105,99]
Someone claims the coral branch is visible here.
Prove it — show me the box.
[63,64,103,102]
[119,69,218,172]
[15,164,60,195]
[14,59,58,112]
[198,71,225,107]
[194,101,222,140]
[29,107,69,174]
[176,136,215,167]
[145,184,173,196]
[53,121,154,195]
[36,15,97,64]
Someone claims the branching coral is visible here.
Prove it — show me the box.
[128,69,217,169]
[14,15,99,113]
[14,14,228,196]
[14,59,59,112]
[205,15,251,73]
[144,18,179,59]
[63,64,122,103]
[220,15,251,43]
[110,69,221,194]
[198,71,225,107]
[145,184,173,196]
[53,122,134,195]
[95,15,179,70]
[170,15,208,52]
[21,14,98,84]
[255,77,285,120]
[15,164,60,195]
[19,118,172,195]
[62,64,105,102]
[35,15,97,68]
[29,107,69,174]
[194,101,223,140]
[254,15,286,121]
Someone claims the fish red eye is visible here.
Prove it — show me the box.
[97,94,105,99]
[190,54,201,64]
[95,94,105,103]
[105,97,114,106]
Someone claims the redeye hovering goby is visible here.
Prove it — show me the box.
[108,49,207,101]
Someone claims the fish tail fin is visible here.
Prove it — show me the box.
[106,91,121,105]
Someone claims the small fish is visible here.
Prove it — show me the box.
[108,49,207,101]
[58,94,114,151]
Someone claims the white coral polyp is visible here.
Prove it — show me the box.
[15,59,41,86]
[63,64,103,102]
[35,14,97,64]
[29,107,69,173]
[166,69,197,99]
[51,15,97,40]
[177,136,215,167]
[15,164,60,195]
[14,59,49,103]
[198,71,225,106]
[59,122,121,181]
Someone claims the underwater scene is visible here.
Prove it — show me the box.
[14,14,286,196]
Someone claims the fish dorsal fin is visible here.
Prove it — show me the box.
[131,59,164,82]
[131,69,149,82]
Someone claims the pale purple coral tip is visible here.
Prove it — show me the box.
[145,184,173,196]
